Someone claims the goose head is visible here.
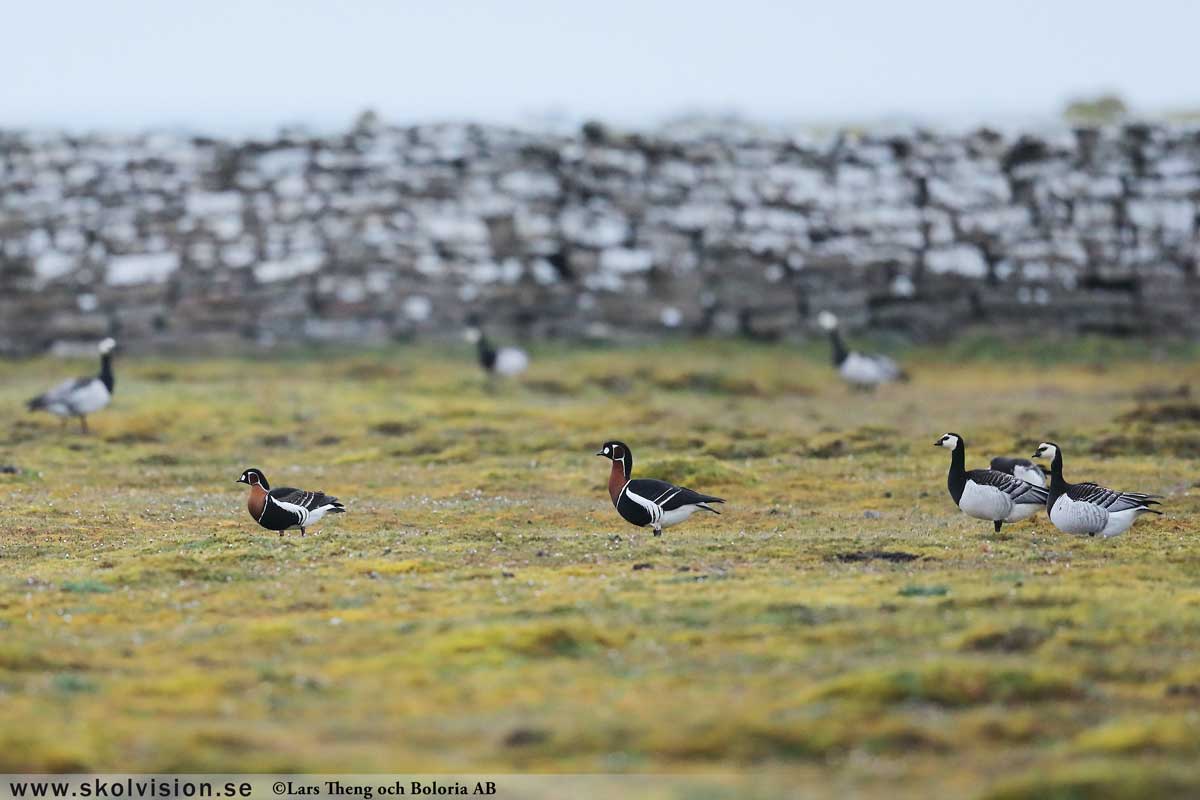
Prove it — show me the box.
[236,468,270,490]
[1032,442,1059,462]
[933,432,962,450]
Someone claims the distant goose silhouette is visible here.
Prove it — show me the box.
[817,311,906,390]
[27,338,117,433]
[465,317,528,378]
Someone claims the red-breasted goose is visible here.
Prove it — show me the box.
[596,441,725,537]
[236,468,345,536]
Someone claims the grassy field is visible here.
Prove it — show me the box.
[1,337,1198,798]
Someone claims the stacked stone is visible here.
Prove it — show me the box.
[0,120,1197,354]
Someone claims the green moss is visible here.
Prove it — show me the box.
[638,457,750,487]
[60,580,113,594]
[813,664,1083,707]
[0,342,1197,786]
[983,762,1200,800]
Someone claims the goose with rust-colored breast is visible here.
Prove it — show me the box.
[1032,442,1162,538]
[235,468,345,536]
[596,441,725,536]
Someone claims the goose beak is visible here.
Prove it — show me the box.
[595,451,605,457]
[932,440,941,446]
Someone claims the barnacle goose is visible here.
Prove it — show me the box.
[989,457,1047,487]
[465,317,529,378]
[596,441,725,536]
[816,311,906,390]
[935,433,1049,533]
[27,338,117,433]
[1032,442,1162,538]
[236,468,345,536]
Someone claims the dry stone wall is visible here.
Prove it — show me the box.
[1,121,1198,354]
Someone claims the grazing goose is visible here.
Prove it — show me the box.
[935,433,1049,533]
[816,311,906,390]
[235,468,345,536]
[465,316,528,378]
[27,337,117,433]
[1032,442,1161,538]
[596,441,725,536]
[990,456,1047,487]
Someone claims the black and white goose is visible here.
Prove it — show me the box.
[465,318,529,378]
[236,468,346,536]
[989,456,1047,487]
[816,311,906,390]
[597,441,725,536]
[27,337,117,433]
[935,433,1049,533]
[1032,442,1162,538]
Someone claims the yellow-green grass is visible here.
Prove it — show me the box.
[1,338,1198,798]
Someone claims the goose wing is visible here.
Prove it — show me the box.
[270,487,342,511]
[869,353,904,380]
[494,347,529,376]
[627,479,724,511]
[990,457,1034,474]
[841,352,904,384]
[28,376,93,410]
[990,457,1046,486]
[966,469,1049,505]
[1067,483,1161,513]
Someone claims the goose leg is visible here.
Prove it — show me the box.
[993,520,1002,533]
[652,525,662,537]
[300,527,307,536]
[79,416,89,434]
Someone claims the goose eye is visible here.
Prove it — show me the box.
[603,446,610,454]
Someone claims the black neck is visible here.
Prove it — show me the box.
[827,330,849,366]
[477,336,496,369]
[98,353,114,393]
[1046,449,1066,505]
[946,440,967,504]
[620,451,632,480]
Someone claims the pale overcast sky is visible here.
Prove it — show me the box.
[3,0,1198,133]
